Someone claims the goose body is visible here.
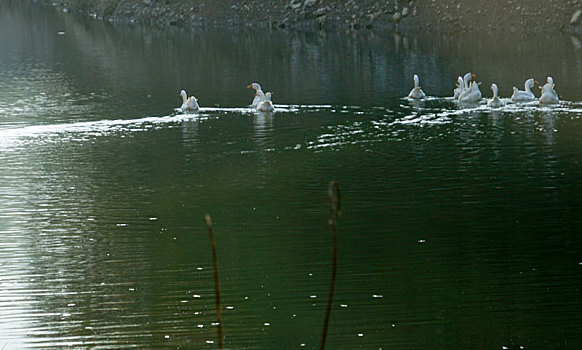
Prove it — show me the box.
[459,81,482,103]
[487,83,503,108]
[180,90,199,112]
[455,72,475,100]
[248,83,264,108]
[539,77,559,104]
[511,78,538,102]
[248,83,274,112]
[255,90,274,112]
[408,74,426,99]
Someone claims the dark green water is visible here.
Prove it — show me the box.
[1,1,582,349]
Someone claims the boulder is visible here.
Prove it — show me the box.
[304,0,318,8]
[571,9,582,25]
[314,6,328,17]
[392,11,401,22]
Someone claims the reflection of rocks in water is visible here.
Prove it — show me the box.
[392,31,402,53]
[571,9,582,25]
[571,34,582,50]
[7,0,582,108]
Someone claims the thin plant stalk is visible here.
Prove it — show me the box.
[320,181,341,350]
[205,214,223,350]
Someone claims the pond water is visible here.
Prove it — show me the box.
[1,1,582,349]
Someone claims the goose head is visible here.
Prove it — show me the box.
[525,78,539,91]
[180,90,188,103]
[247,83,262,91]
[456,76,464,88]
[462,72,474,88]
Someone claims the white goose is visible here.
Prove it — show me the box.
[455,72,475,100]
[487,83,503,108]
[255,90,274,112]
[511,78,538,102]
[248,83,264,108]
[539,77,559,104]
[453,76,464,99]
[179,90,199,112]
[459,80,482,103]
[407,74,426,99]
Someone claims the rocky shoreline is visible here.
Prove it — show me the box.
[41,0,582,33]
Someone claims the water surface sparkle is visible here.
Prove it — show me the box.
[1,1,581,349]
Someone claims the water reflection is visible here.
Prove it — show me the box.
[1,0,582,349]
[2,1,581,112]
[252,111,274,149]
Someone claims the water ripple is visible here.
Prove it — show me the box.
[2,99,581,152]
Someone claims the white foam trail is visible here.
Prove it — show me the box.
[197,104,335,114]
[0,103,340,149]
[1,99,580,150]
[0,114,198,140]
[277,104,334,109]
[199,106,298,113]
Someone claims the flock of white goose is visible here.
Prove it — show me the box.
[408,72,560,106]
[179,73,560,114]
[179,82,274,113]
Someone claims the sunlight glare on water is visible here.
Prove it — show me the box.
[0,1,582,349]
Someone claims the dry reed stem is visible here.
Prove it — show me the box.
[320,181,341,350]
[205,214,224,350]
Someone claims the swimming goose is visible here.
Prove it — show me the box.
[487,83,503,108]
[539,77,559,104]
[407,74,426,99]
[459,80,482,103]
[511,78,538,102]
[247,83,264,108]
[455,72,475,100]
[180,90,199,112]
[255,90,274,112]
